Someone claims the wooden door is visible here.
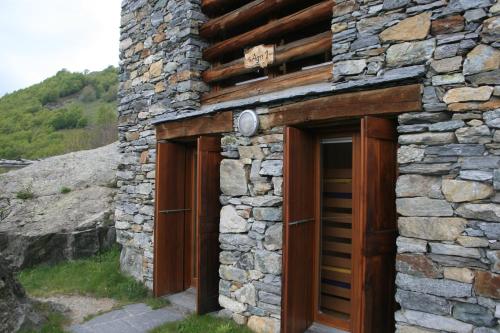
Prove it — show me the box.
[352,116,397,333]
[154,142,187,297]
[196,136,222,314]
[282,127,315,333]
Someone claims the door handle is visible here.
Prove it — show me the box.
[159,209,191,214]
[288,218,314,226]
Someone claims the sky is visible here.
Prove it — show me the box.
[0,0,121,96]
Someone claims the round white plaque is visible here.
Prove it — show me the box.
[237,110,260,137]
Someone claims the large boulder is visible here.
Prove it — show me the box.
[0,143,119,269]
[0,257,43,332]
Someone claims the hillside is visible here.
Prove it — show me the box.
[0,66,118,159]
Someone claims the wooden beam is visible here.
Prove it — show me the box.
[202,64,332,105]
[202,31,332,83]
[156,111,233,140]
[202,0,334,61]
[261,84,423,127]
[201,0,301,39]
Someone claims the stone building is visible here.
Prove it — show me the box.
[117,0,500,332]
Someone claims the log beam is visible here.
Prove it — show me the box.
[202,0,334,61]
[202,64,332,105]
[156,111,233,140]
[202,31,332,83]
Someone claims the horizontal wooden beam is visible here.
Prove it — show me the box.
[156,111,233,140]
[202,31,332,83]
[203,0,334,61]
[201,0,301,39]
[261,84,423,127]
[202,64,332,105]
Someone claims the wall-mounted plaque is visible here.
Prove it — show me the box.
[244,45,275,69]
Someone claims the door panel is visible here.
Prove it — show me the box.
[196,136,222,314]
[354,116,397,333]
[154,142,187,297]
[283,127,315,333]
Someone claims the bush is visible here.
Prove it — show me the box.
[16,186,34,200]
[79,85,97,103]
[50,107,88,130]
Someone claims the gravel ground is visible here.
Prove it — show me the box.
[35,295,118,324]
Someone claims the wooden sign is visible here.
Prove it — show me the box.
[244,45,275,69]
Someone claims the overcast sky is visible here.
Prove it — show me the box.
[0,0,121,96]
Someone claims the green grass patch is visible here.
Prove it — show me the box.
[60,187,71,194]
[16,186,34,200]
[18,247,167,308]
[149,315,253,333]
[18,302,69,333]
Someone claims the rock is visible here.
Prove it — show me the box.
[444,267,475,283]
[460,156,500,170]
[395,324,437,333]
[426,144,485,156]
[259,160,283,176]
[398,146,425,164]
[429,120,465,132]
[332,0,359,17]
[238,146,264,160]
[453,303,496,327]
[463,45,500,75]
[219,234,256,252]
[383,0,411,10]
[399,132,456,145]
[386,39,436,67]
[398,217,466,240]
[430,56,463,73]
[397,237,428,253]
[396,290,451,315]
[442,179,494,202]
[396,198,453,217]
[432,73,465,86]
[396,309,474,333]
[397,273,472,298]
[455,125,492,144]
[357,13,405,35]
[396,254,442,278]
[482,17,500,44]
[247,316,280,333]
[474,271,500,299]
[448,0,492,11]
[468,69,500,85]
[253,207,282,222]
[399,112,450,125]
[241,196,282,207]
[431,15,465,35]
[234,284,256,306]
[380,13,431,42]
[487,251,500,273]
[464,8,487,22]
[254,250,281,275]
[457,236,489,247]
[484,110,500,128]
[219,265,248,283]
[272,177,282,196]
[457,203,500,222]
[479,222,500,239]
[220,160,248,196]
[443,86,494,104]
[263,224,282,250]
[220,206,250,233]
[219,295,247,313]
[0,258,44,332]
[429,243,481,258]
[0,143,118,269]
[460,170,493,181]
[149,60,163,78]
[396,175,443,199]
[435,43,460,60]
[333,59,367,77]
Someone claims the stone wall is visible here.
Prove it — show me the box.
[116,0,207,287]
[328,0,500,330]
[217,117,284,331]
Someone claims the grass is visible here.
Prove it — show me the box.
[18,303,69,333]
[60,187,71,194]
[16,186,35,200]
[18,247,168,309]
[149,315,253,333]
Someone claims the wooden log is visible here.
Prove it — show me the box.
[203,0,334,61]
[156,111,233,140]
[202,64,332,105]
[261,84,423,128]
[201,0,301,39]
[202,0,249,15]
[202,31,332,83]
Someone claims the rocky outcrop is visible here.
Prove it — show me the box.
[0,258,43,332]
[0,143,119,269]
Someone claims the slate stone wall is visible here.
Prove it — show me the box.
[118,0,500,331]
[329,0,500,330]
[117,0,207,288]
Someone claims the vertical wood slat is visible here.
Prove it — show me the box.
[283,127,315,333]
[196,136,222,315]
[154,142,187,297]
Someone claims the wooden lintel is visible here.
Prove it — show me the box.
[156,111,233,140]
[202,64,332,105]
[203,32,332,83]
[262,84,423,127]
[203,0,334,61]
[201,0,301,39]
